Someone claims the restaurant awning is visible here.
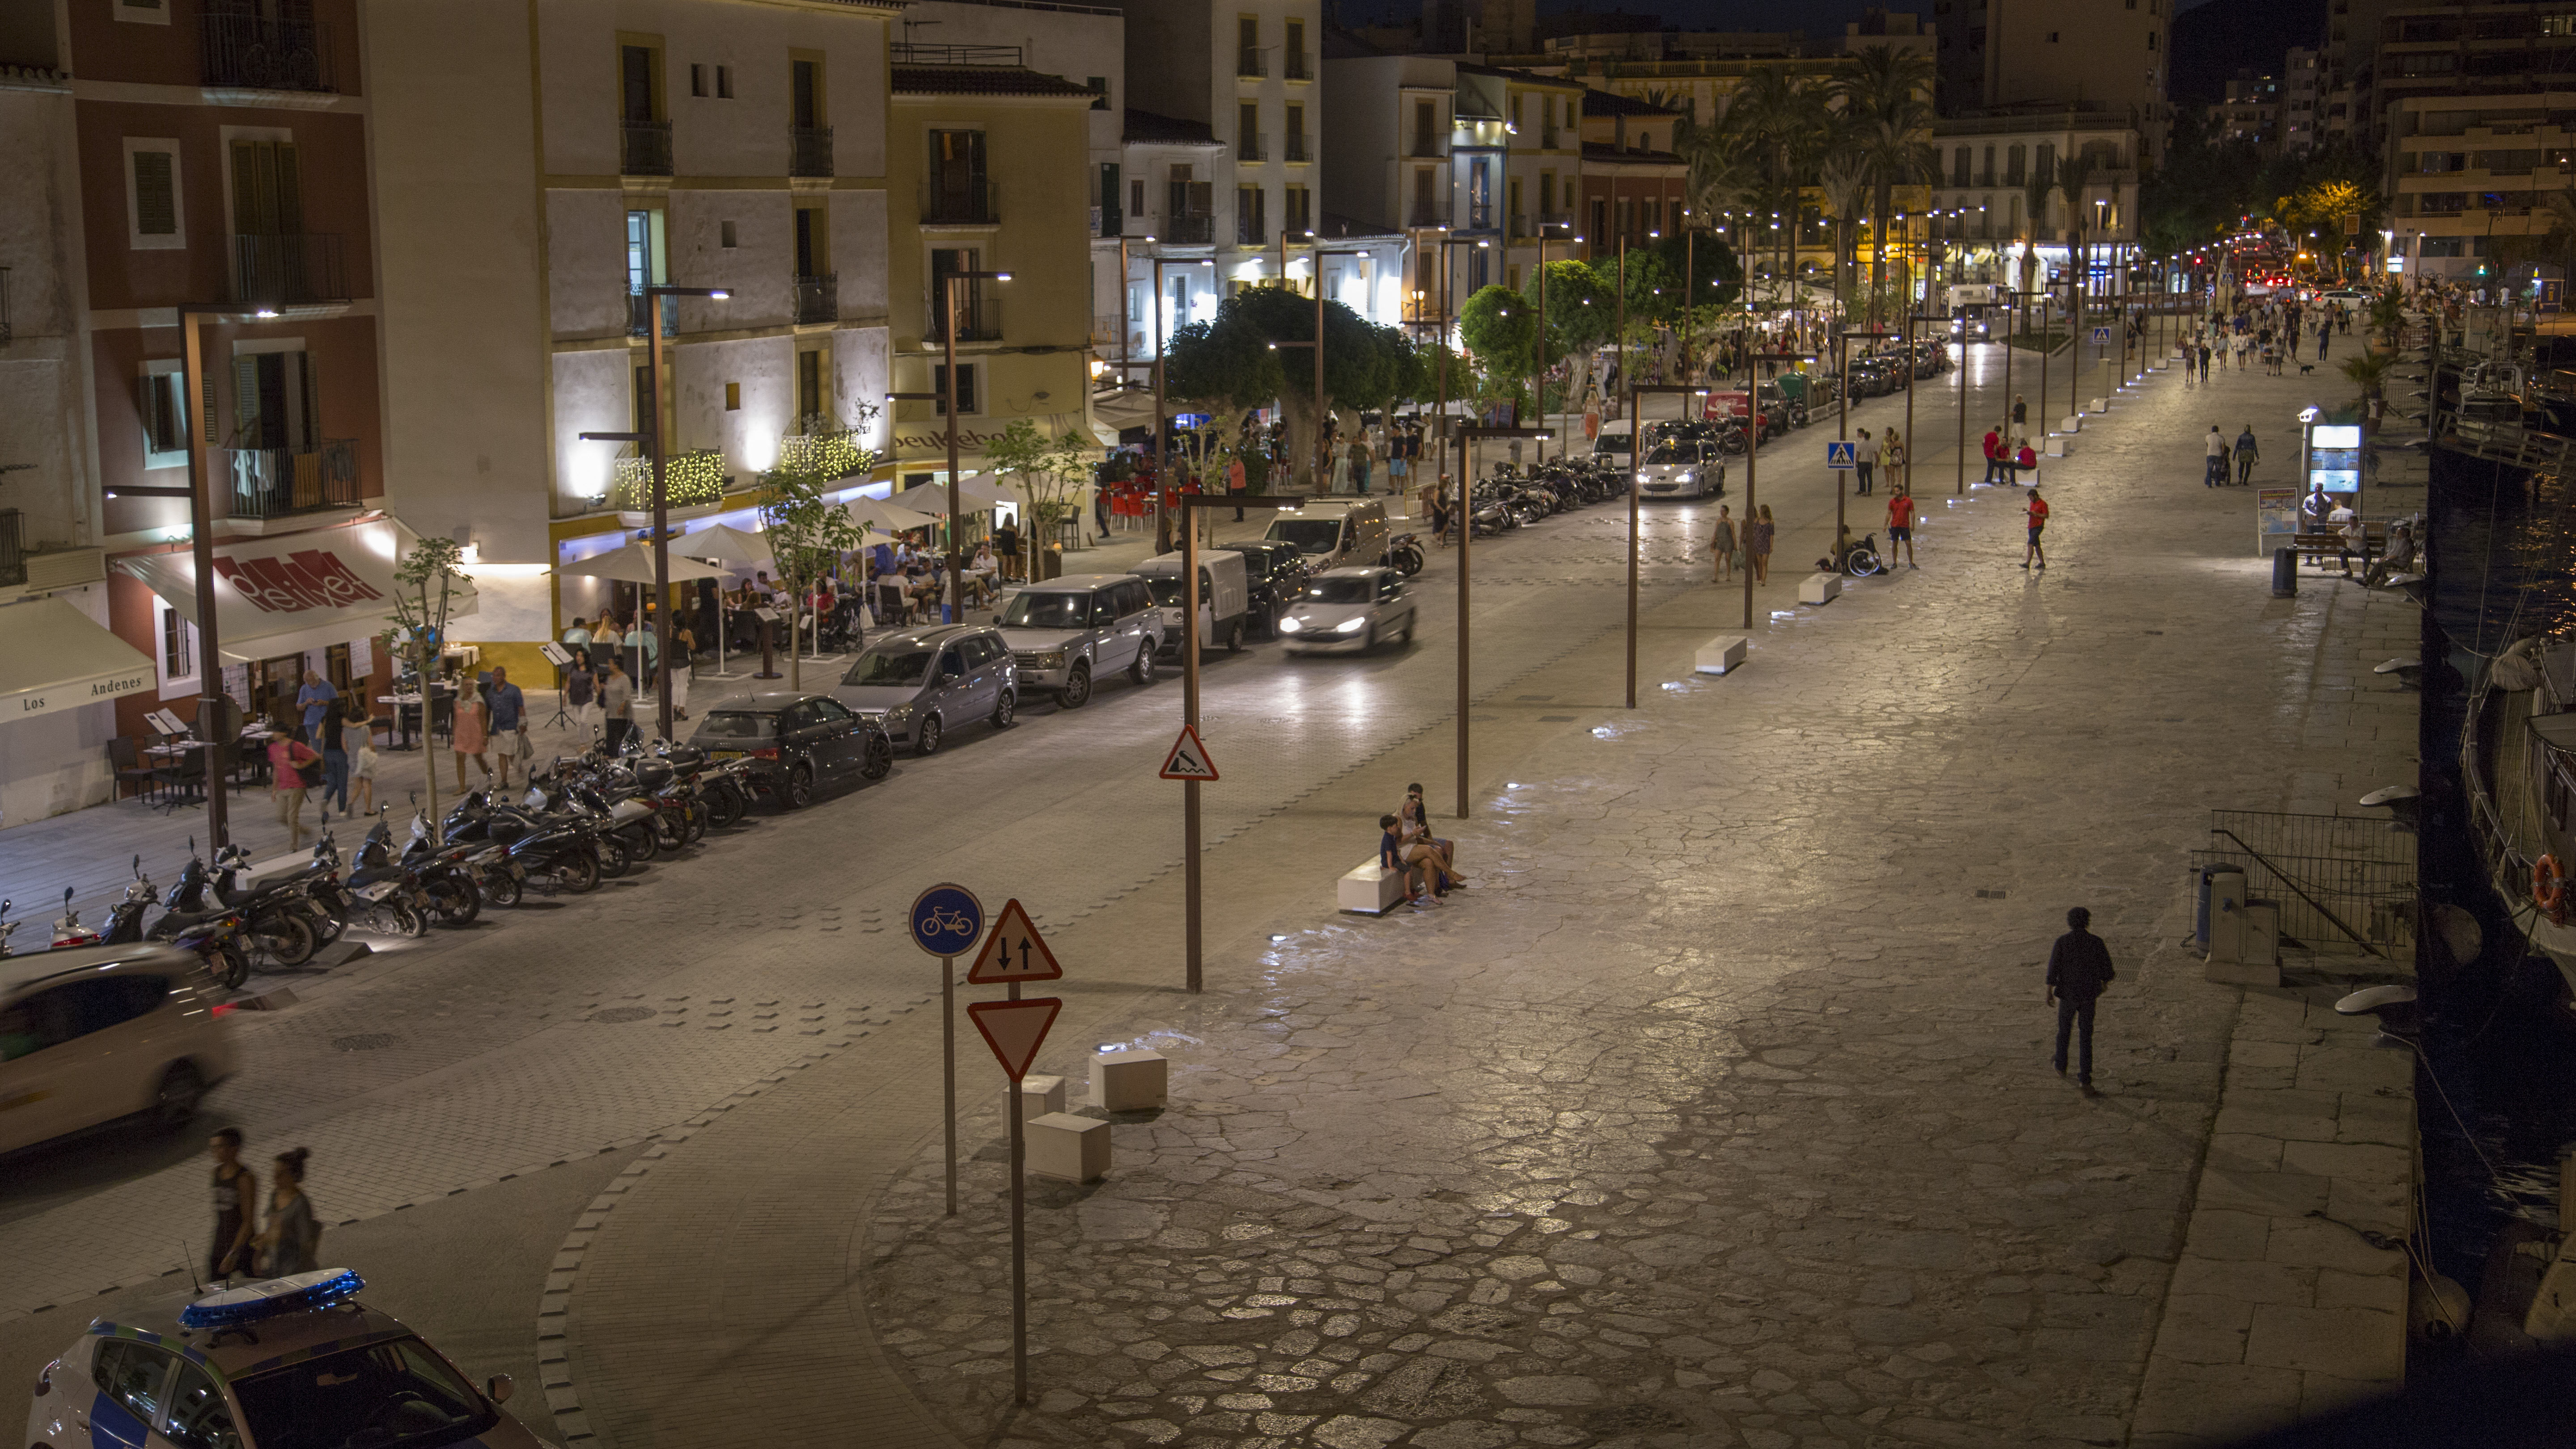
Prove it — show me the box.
[1,597,157,725]
[117,517,475,664]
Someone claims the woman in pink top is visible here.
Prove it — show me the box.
[267,717,322,849]
[448,678,491,790]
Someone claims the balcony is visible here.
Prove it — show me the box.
[1286,51,1313,80]
[1286,133,1311,163]
[923,178,999,225]
[221,439,360,521]
[231,233,347,309]
[621,120,674,177]
[794,274,838,325]
[201,13,335,93]
[1162,213,1216,245]
[0,509,21,589]
[1410,133,1443,158]
[789,126,834,178]
[930,296,1001,344]
[1238,131,1265,163]
[1237,48,1266,76]
[1407,206,1448,229]
[1237,217,1266,247]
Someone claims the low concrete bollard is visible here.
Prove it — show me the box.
[1694,636,1750,674]
[1338,860,1407,914]
[1798,573,1842,606]
[1093,1048,1169,1111]
[1014,1073,1067,1123]
[1026,1111,1112,1182]
[2088,396,2108,413]
[2044,437,2072,458]
[2059,413,2085,433]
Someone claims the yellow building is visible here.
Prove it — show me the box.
[881,61,1100,488]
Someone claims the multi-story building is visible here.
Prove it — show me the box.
[2285,46,2325,155]
[1926,113,2141,296]
[1575,90,1685,267]
[1123,0,1324,286]
[2375,5,2576,285]
[1937,0,2168,166]
[1462,64,1587,290]
[362,0,900,671]
[1318,50,1458,326]
[2213,70,2283,153]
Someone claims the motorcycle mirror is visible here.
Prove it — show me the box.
[131,854,142,877]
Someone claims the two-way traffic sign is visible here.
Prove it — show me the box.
[1825,441,1856,470]
[1159,724,1219,780]
[968,899,1063,985]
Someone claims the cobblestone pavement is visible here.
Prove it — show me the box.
[558,344,2425,1449]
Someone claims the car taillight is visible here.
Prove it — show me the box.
[211,1003,238,1017]
[750,747,780,760]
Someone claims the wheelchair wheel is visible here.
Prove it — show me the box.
[1847,547,1883,577]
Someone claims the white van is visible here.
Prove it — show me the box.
[1265,498,1389,573]
[1133,549,1252,654]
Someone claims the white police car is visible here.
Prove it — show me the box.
[25,1269,553,1449]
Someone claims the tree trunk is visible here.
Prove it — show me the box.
[1276,389,1334,491]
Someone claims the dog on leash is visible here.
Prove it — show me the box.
[2298,363,2316,375]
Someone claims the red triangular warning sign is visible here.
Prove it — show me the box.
[967,997,1062,1081]
[1159,724,1219,780]
[967,899,1063,985]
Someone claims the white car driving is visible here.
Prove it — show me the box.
[1634,435,1724,499]
[1276,566,1416,653]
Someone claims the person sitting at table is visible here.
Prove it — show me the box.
[589,613,620,672]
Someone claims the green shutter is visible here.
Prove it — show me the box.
[132,152,177,235]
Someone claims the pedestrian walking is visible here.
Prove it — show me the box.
[1709,505,1738,582]
[267,719,320,848]
[2203,424,2228,487]
[2197,341,2212,381]
[295,669,338,739]
[2046,906,2116,1093]
[485,665,528,790]
[449,676,492,790]
[1854,428,1876,496]
[254,1147,322,1276]
[1982,426,2005,484]
[1745,504,1776,584]
[565,655,598,741]
[316,697,350,820]
[2317,322,2332,360]
[352,724,378,818]
[208,1127,258,1283]
[2022,486,2049,570]
[1351,436,1373,496]
[2012,394,2027,429]
[2235,424,2259,486]
[601,657,636,753]
[1887,487,1918,569]
[1884,428,1907,492]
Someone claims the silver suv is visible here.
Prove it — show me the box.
[996,574,1161,708]
[831,624,1018,756]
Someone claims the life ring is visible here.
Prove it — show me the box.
[2534,855,2567,920]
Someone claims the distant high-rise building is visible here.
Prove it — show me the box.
[2283,46,2323,155]
[1937,0,2167,166]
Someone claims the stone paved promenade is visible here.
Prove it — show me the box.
[557,344,2428,1449]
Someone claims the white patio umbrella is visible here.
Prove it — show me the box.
[894,482,996,519]
[678,523,774,566]
[559,544,729,687]
[845,496,941,534]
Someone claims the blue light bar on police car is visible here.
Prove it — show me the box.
[179,1268,366,1329]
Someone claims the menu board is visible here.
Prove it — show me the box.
[2258,487,2302,555]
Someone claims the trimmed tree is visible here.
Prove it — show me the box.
[758,452,872,691]
[391,536,467,842]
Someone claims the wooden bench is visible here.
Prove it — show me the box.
[2291,528,2382,568]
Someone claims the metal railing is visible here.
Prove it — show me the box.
[2189,810,2416,959]
[221,439,360,520]
[1163,213,1215,244]
[789,126,834,178]
[231,233,347,308]
[794,274,838,325]
[922,178,998,225]
[1411,133,1444,158]
[2449,416,2576,470]
[621,120,674,176]
[0,508,21,588]
[1407,206,1448,229]
[1285,51,1313,79]
[1237,218,1265,246]
[931,295,1000,343]
[201,13,334,92]
[1286,133,1310,162]
[1237,49,1265,76]
[1238,131,1265,162]
[892,42,1024,65]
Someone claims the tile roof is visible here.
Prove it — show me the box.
[891,65,1101,98]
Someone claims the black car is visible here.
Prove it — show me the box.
[1224,538,1312,637]
[688,691,890,809]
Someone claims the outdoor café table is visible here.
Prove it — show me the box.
[378,693,423,750]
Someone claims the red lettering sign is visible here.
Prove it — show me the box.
[212,549,387,614]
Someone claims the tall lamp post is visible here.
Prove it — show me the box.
[1626,384,1706,708]
[1273,248,1368,495]
[1742,350,1815,630]
[1431,232,1492,544]
[1132,245,1216,551]
[1450,423,1549,820]
[578,281,730,743]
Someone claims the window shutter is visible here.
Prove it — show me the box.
[273,143,302,234]
[297,351,320,450]
[133,152,177,236]
[235,355,260,441]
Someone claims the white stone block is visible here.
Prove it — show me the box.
[1026,1111,1112,1182]
[1092,1049,1168,1111]
[2044,437,2071,457]
[1797,572,1841,605]
[1694,636,1750,674]
[1013,1074,1067,1122]
[2059,413,2085,432]
[1339,859,1407,914]
[2088,396,2109,414]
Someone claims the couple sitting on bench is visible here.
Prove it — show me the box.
[1379,788,1462,906]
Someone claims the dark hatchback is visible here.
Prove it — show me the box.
[688,691,891,809]
[1224,538,1312,637]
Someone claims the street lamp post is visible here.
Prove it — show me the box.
[1741,350,1815,631]
[939,268,1010,618]
[1431,233,1491,546]
[1627,384,1706,708]
[1450,423,1548,819]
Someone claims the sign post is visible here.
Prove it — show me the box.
[966,907,1062,1410]
[909,882,985,1216]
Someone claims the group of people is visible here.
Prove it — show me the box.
[261,670,381,849]
[2203,424,2262,487]
[1704,504,1778,584]
[208,1128,322,1283]
[1979,424,2041,487]
[1376,784,1463,907]
[2182,293,2354,381]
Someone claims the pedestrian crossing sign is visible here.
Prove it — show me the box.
[1825,441,1856,470]
[2091,326,2111,343]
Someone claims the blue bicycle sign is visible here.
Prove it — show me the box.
[910,883,985,958]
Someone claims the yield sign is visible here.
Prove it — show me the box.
[967,997,1062,1081]
[967,898,1063,985]
[1159,724,1219,780]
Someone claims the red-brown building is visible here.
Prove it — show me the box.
[1576,89,1685,265]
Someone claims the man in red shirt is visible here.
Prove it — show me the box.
[2024,486,2050,570]
[1886,486,1918,569]
[1980,427,2003,485]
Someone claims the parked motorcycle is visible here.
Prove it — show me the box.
[1385,532,1425,577]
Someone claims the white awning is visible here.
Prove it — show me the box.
[117,517,475,664]
[1,597,157,725]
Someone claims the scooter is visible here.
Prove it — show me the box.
[50,887,103,949]
[327,822,434,939]
[1385,533,1425,577]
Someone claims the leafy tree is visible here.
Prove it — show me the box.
[1457,284,1538,411]
[757,451,871,691]
[1161,286,1416,488]
[985,418,1097,576]
[391,536,467,840]
[1525,259,1618,413]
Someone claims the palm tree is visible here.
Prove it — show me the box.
[1817,154,1869,311]
[2054,152,2099,394]
[2340,347,2397,513]
[1833,46,1938,324]
[2019,169,2054,338]
[1676,109,1760,369]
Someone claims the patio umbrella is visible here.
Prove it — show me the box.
[845,496,941,534]
[895,482,996,519]
[678,523,774,566]
[557,543,729,583]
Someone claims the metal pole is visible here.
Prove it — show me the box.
[1533,236,1546,452]
[1956,307,1967,494]
[945,275,963,623]
[1903,305,1916,493]
[1619,236,1635,711]
[178,309,229,850]
[1455,407,1470,821]
[1183,507,1201,993]
[1006,977,1027,1404]
[1741,388,1758,631]
[943,954,957,1215]
[1313,263,1327,489]
[649,297,674,741]
[1152,256,1167,548]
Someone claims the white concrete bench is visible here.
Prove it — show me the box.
[1798,572,1841,605]
[2059,413,2085,433]
[2043,436,2071,458]
[1339,859,1408,914]
[2088,396,2109,414]
[1027,1111,1112,1182]
[1695,636,1750,674]
[1092,1048,1168,1111]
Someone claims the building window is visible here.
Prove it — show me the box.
[139,365,188,467]
[724,382,741,411]
[1285,184,1311,235]
[125,140,184,249]
[1415,99,1439,155]
[716,64,732,99]
[161,603,194,682]
[932,362,979,415]
[1286,102,1306,161]
[114,0,172,25]
[1238,101,1261,161]
[1414,165,1437,226]
[1088,75,1109,110]
[930,247,989,340]
[1131,178,1145,218]
[797,351,823,422]
[1237,182,1266,244]
[691,62,707,97]
[720,219,737,248]
[1285,17,1306,77]
[1237,15,1261,76]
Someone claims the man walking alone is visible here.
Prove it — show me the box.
[2204,424,2228,487]
[1853,428,1875,496]
[2046,907,2116,1093]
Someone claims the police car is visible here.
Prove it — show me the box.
[25,1269,553,1449]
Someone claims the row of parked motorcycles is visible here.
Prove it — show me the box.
[0,737,763,990]
[1467,455,1631,537]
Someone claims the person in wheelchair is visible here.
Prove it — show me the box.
[1816,526,1883,576]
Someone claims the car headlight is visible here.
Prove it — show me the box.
[1335,617,1367,634]
[1277,616,1303,632]
[883,705,913,727]
[1635,470,1652,483]
[1037,649,1067,668]
[1675,470,1693,483]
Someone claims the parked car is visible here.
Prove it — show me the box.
[0,943,233,1154]
[26,1268,551,1449]
[688,691,890,809]
[996,573,1161,708]
[1591,419,1636,466]
[1133,549,1252,655]
[1634,435,1724,499]
[1223,538,1311,637]
[832,623,1017,757]
[1264,498,1388,573]
[1278,566,1417,653]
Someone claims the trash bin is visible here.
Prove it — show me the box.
[2271,546,2298,598]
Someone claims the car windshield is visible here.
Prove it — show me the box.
[696,711,775,741]
[1305,577,1374,604]
[1644,443,1695,465]
[1001,592,1090,629]
[1267,519,1344,554]
[842,649,933,687]
[1144,575,1190,606]
[231,1335,496,1449]
[1593,433,1632,455]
